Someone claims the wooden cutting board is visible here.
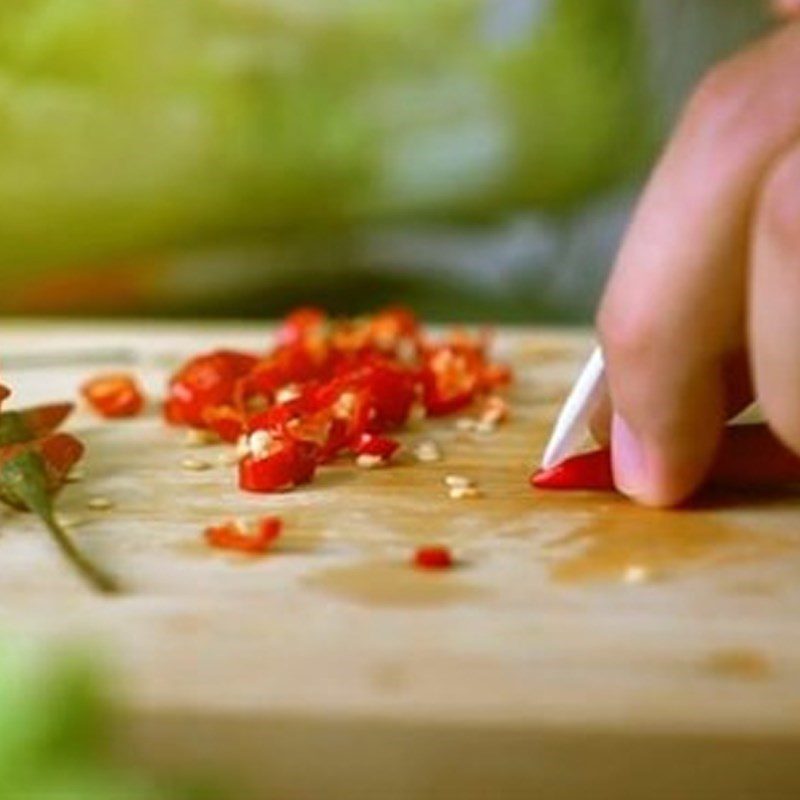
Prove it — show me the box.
[2,321,800,800]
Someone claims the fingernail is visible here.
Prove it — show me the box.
[611,414,650,498]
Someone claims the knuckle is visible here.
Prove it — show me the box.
[687,57,752,120]
[596,301,659,367]
[680,56,763,159]
[759,146,800,245]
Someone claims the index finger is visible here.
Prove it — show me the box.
[598,23,800,506]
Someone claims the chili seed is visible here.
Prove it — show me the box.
[623,565,651,584]
[87,497,114,511]
[275,385,301,404]
[56,513,87,528]
[444,474,473,489]
[235,435,251,460]
[356,454,385,469]
[248,430,272,460]
[181,457,212,472]
[333,391,357,418]
[448,485,482,500]
[414,440,442,463]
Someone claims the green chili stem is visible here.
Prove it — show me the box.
[41,512,119,595]
[0,451,120,594]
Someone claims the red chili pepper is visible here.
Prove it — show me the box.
[312,382,373,448]
[165,350,257,427]
[413,545,454,570]
[239,348,329,409]
[166,308,512,494]
[361,360,417,431]
[354,433,400,460]
[0,432,85,497]
[531,424,800,494]
[367,306,420,352]
[480,363,513,391]
[276,307,327,347]
[203,405,245,443]
[239,438,319,493]
[421,344,482,417]
[82,373,144,419]
[204,516,283,554]
[530,448,615,491]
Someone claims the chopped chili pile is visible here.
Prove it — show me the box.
[82,373,145,419]
[165,307,511,493]
[412,545,455,570]
[204,516,283,554]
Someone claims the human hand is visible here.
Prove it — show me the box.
[772,0,800,20]
[593,19,800,507]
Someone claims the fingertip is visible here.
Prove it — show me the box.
[611,414,717,508]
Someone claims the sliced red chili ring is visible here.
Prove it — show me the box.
[165,350,257,427]
[203,405,246,443]
[204,516,283,554]
[421,345,481,417]
[238,439,319,493]
[354,433,400,460]
[82,373,144,419]
[276,307,327,347]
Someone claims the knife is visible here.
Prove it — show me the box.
[540,346,606,469]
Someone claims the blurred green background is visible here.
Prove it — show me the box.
[0,0,766,321]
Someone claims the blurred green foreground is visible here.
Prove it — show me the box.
[0,638,210,799]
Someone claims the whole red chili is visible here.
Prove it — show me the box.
[82,373,144,419]
[530,449,614,491]
[413,545,454,570]
[531,424,800,495]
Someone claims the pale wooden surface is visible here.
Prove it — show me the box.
[2,321,800,799]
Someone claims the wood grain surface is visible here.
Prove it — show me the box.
[2,321,800,800]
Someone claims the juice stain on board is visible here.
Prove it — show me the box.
[306,560,483,608]
[542,509,794,585]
